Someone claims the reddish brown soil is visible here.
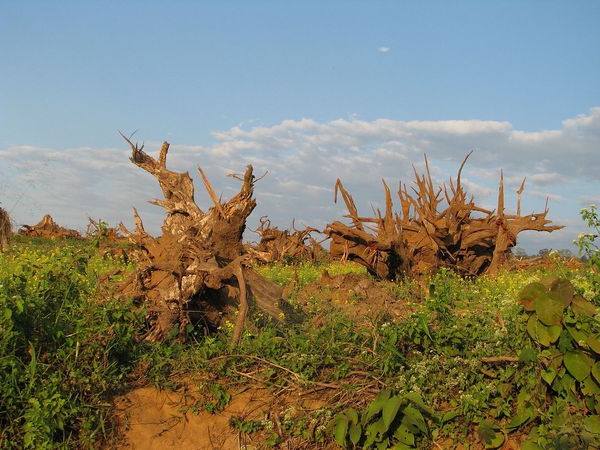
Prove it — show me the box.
[112,380,337,450]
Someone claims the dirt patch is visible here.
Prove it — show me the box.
[295,272,417,323]
[112,380,336,450]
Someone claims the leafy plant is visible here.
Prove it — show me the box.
[518,276,600,447]
[330,389,434,449]
[575,205,600,269]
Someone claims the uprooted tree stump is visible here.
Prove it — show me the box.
[18,214,82,239]
[0,207,11,251]
[119,135,285,344]
[247,217,326,263]
[325,152,563,280]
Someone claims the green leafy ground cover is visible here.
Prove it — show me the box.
[1,230,600,448]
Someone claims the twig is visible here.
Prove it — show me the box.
[481,356,520,363]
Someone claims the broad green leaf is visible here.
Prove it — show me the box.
[393,423,415,446]
[527,315,554,346]
[534,295,564,326]
[376,438,389,450]
[564,351,592,381]
[519,347,538,362]
[584,415,600,434]
[401,404,427,434]
[521,441,544,450]
[573,295,597,317]
[364,419,386,448]
[526,315,540,342]
[541,367,557,385]
[547,325,562,343]
[365,389,391,422]
[333,415,348,446]
[382,395,404,429]
[548,278,574,305]
[592,361,600,383]
[441,409,460,424]
[507,409,532,430]
[478,420,504,449]
[588,335,600,355]
[404,391,434,416]
[566,324,589,346]
[519,282,547,311]
[346,408,359,425]
[349,422,362,446]
[582,376,600,396]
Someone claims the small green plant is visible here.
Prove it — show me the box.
[575,205,600,269]
[229,416,263,433]
[330,389,434,449]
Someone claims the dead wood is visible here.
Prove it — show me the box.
[119,135,284,343]
[248,217,326,263]
[86,218,125,244]
[325,153,563,279]
[18,214,82,239]
[0,207,12,251]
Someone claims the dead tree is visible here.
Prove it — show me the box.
[119,136,285,344]
[18,214,81,239]
[325,153,563,279]
[248,217,326,263]
[0,207,11,251]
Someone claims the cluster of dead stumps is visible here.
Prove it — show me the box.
[114,138,564,344]
[1,139,564,346]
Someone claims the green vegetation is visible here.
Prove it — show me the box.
[1,231,599,448]
[0,238,139,448]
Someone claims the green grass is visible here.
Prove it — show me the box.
[1,237,600,448]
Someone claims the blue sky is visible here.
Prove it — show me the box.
[1,1,599,253]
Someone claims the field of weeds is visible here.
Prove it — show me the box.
[1,233,600,449]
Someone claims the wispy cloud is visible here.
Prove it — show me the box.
[378,46,390,53]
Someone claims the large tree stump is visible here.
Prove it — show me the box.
[325,153,563,279]
[0,207,11,251]
[119,136,285,343]
[18,214,81,239]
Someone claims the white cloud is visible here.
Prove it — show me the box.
[378,46,390,53]
[2,107,600,251]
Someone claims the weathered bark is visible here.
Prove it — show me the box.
[120,136,284,342]
[248,217,326,263]
[325,153,563,279]
[0,207,11,251]
[18,214,81,239]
